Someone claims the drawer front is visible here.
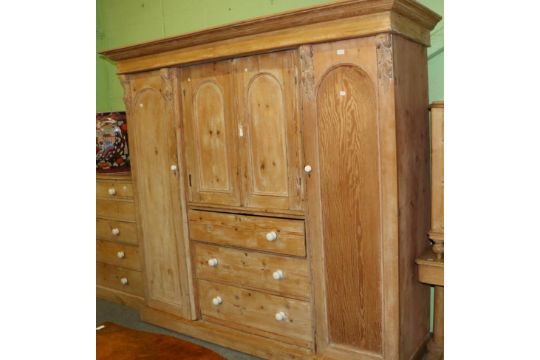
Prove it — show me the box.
[188,210,306,257]
[96,240,141,270]
[96,219,138,245]
[198,280,312,345]
[194,243,310,299]
[96,262,144,296]
[96,199,136,222]
[96,180,133,199]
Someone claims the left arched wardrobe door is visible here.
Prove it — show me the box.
[121,69,195,319]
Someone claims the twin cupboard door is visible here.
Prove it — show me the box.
[236,51,303,211]
[181,50,303,213]
[123,69,194,319]
[180,60,241,207]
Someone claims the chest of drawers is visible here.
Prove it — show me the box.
[96,173,145,308]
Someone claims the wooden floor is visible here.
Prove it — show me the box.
[96,299,261,360]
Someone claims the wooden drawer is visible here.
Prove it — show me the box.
[96,219,138,245]
[194,243,310,300]
[96,240,141,270]
[188,210,306,257]
[96,262,144,297]
[96,199,136,222]
[198,280,313,347]
[96,180,133,199]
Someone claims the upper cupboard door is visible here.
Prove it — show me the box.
[181,60,241,207]
[236,51,304,212]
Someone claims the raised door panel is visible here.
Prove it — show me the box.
[236,51,303,212]
[317,65,382,352]
[124,70,193,319]
[301,38,383,356]
[180,60,240,207]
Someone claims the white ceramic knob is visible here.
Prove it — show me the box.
[275,311,287,321]
[265,231,278,242]
[170,164,178,172]
[208,258,219,267]
[120,277,128,285]
[116,251,125,259]
[272,270,284,280]
[111,228,120,236]
[108,187,116,195]
[212,296,222,306]
[304,165,312,173]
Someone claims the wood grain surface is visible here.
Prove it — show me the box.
[236,50,304,212]
[96,240,141,271]
[96,262,144,297]
[188,210,306,257]
[317,64,382,352]
[125,70,194,319]
[181,60,241,207]
[198,280,313,347]
[96,219,137,245]
[193,242,311,300]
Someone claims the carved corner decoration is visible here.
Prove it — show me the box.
[376,34,394,89]
[119,74,132,112]
[299,45,315,99]
[160,68,174,103]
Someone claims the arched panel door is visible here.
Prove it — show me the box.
[124,69,194,319]
[236,51,304,212]
[181,60,240,207]
[315,65,383,352]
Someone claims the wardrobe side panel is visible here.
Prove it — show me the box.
[392,35,431,360]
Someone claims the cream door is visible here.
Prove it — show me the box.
[235,50,304,212]
[180,60,241,207]
[122,69,194,319]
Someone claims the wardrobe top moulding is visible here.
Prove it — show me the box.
[100,0,440,74]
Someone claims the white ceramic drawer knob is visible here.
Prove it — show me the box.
[108,187,116,196]
[116,251,125,259]
[120,277,128,285]
[170,164,178,172]
[272,270,284,280]
[111,228,120,236]
[212,296,222,306]
[208,258,219,267]
[265,231,278,242]
[304,165,312,173]
[275,311,287,321]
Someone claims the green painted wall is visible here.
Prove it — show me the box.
[96,0,443,112]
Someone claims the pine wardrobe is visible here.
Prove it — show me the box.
[100,1,441,359]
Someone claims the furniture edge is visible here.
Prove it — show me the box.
[100,0,440,62]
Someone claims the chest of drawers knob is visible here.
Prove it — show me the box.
[116,251,125,259]
[212,296,223,306]
[111,228,120,236]
[272,270,284,280]
[265,231,278,241]
[274,311,287,321]
[304,165,312,173]
[120,277,128,285]
[108,187,117,196]
[207,258,219,267]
